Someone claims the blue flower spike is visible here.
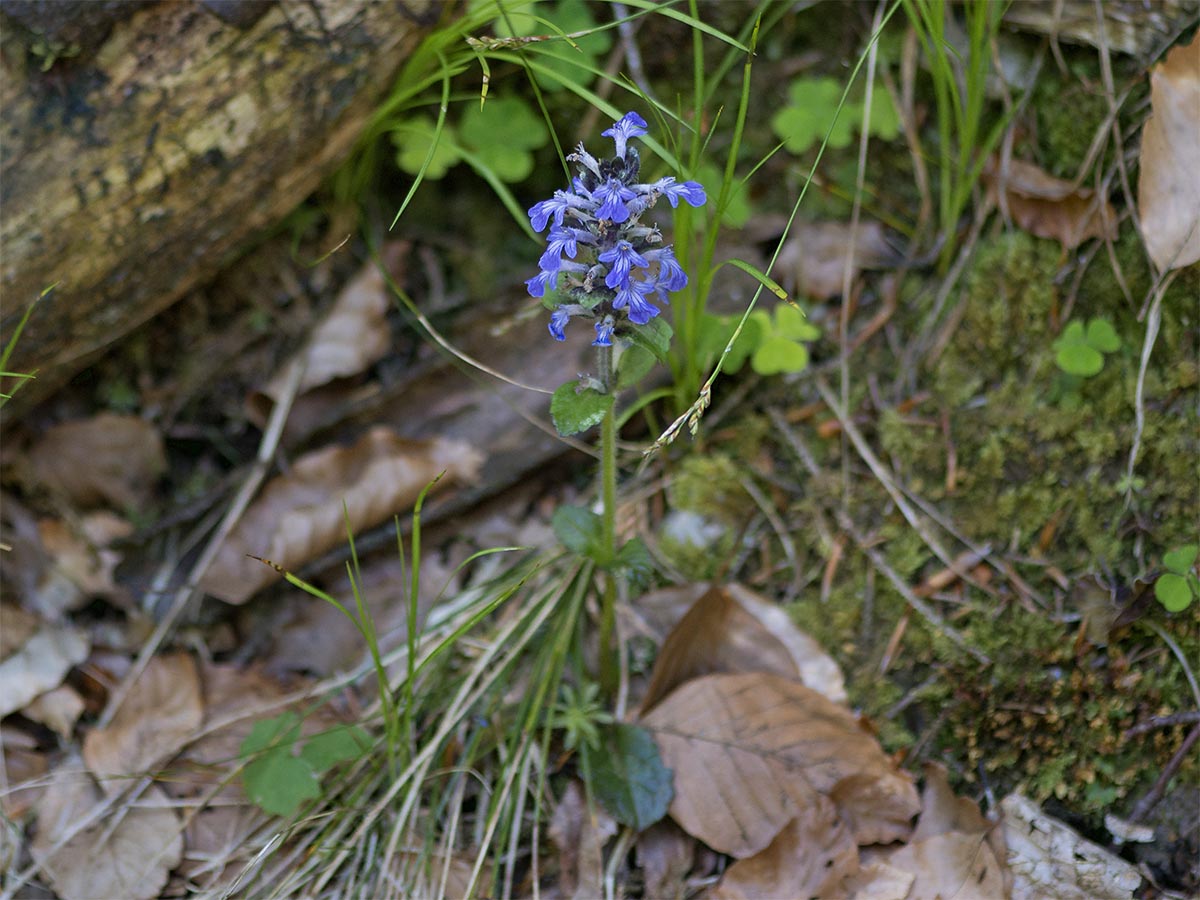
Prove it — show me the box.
[526,111,707,350]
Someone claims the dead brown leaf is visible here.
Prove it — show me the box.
[200,428,483,604]
[82,652,203,793]
[23,685,86,739]
[776,220,896,301]
[1137,33,1200,271]
[639,583,847,715]
[984,157,1118,249]
[0,619,90,718]
[247,250,400,429]
[712,793,859,899]
[1,726,49,820]
[642,672,919,858]
[28,413,166,509]
[34,513,133,615]
[31,758,182,900]
[548,779,618,899]
[1001,792,1142,899]
[636,820,696,900]
[843,860,916,900]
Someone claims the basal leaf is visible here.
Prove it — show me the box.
[550,382,613,436]
[552,505,604,557]
[1155,573,1194,612]
[774,304,821,341]
[1085,318,1121,353]
[243,751,320,817]
[1055,343,1104,377]
[392,116,462,179]
[300,725,372,775]
[585,722,673,831]
[241,712,301,757]
[1163,544,1198,574]
[752,335,810,375]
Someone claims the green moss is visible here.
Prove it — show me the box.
[669,453,750,524]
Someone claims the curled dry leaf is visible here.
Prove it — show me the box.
[246,248,402,428]
[23,685,86,739]
[34,512,133,616]
[1137,33,1200,271]
[1,726,49,820]
[28,413,165,510]
[642,672,919,858]
[83,653,203,793]
[639,583,847,715]
[776,220,896,301]
[549,779,618,900]
[200,428,483,604]
[0,620,90,717]
[1001,792,1142,900]
[31,759,182,900]
[636,820,696,900]
[983,157,1117,250]
[713,792,859,900]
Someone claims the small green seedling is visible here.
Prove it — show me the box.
[700,304,821,377]
[1155,544,1199,612]
[770,76,900,156]
[1053,318,1120,377]
[240,713,371,817]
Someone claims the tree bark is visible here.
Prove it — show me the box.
[1,0,436,414]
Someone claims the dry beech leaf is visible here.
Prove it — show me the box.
[23,685,86,739]
[983,157,1117,249]
[641,672,919,858]
[548,779,618,899]
[200,428,483,604]
[246,249,402,428]
[28,413,165,510]
[776,220,896,301]
[713,793,859,899]
[1137,33,1200,271]
[1,727,49,820]
[1001,792,1142,899]
[83,652,203,793]
[843,861,916,900]
[637,820,696,900]
[35,513,133,615]
[0,621,90,717]
[639,583,847,715]
[32,759,182,900]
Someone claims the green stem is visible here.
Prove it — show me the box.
[598,343,618,695]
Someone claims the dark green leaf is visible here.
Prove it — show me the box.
[1162,544,1197,574]
[617,345,657,390]
[300,726,372,775]
[1155,574,1194,612]
[552,506,604,557]
[585,722,673,831]
[550,382,613,436]
[615,537,654,590]
[626,318,674,364]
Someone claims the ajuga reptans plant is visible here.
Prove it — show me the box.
[526,111,706,354]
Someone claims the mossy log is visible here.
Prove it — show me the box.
[0,0,436,414]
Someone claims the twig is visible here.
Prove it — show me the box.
[1127,724,1200,824]
[1125,710,1200,739]
[1123,270,1177,510]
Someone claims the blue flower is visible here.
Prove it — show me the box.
[526,269,559,298]
[647,246,688,291]
[594,178,637,223]
[599,240,649,290]
[593,316,615,347]
[539,227,579,272]
[613,278,659,325]
[549,307,570,341]
[528,192,580,232]
[602,111,648,159]
[652,177,708,209]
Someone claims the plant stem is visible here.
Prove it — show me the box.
[598,343,619,695]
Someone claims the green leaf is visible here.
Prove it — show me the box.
[241,713,301,756]
[584,723,673,831]
[751,335,810,375]
[550,382,613,436]
[392,116,462,179]
[522,0,611,92]
[771,78,850,155]
[1155,573,1194,612]
[773,304,821,341]
[459,95,545,183]
[552,506,604,557]
[615,537,654,591]
[1057,321,1087,346]
[243,751,321,817]
[626,318,673,364]
[1055,343,1104,377]
[616,345,656,391]
[721,311,769,373]
[300,726,371,775]
[1163,544,1198,574]
[1085,318,1121,353]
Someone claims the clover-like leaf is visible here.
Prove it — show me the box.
[752,336,810,375]
[1085,318,1121,353]
[1163,544,1198,574]
[1155,573,1194,612]
[460,96,547,182]
[774,304,821,341]
[1055,343,1104,377]
[392,116,462,179]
